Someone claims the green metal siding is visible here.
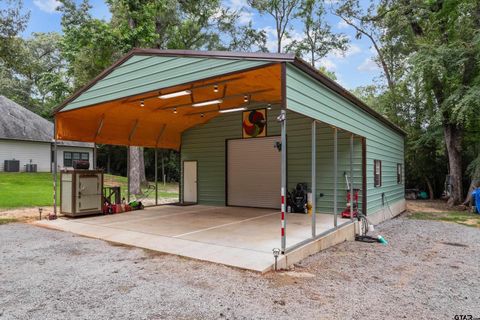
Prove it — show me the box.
[61,56,270,112]
[181,106,362,213]
[286,63,404,214]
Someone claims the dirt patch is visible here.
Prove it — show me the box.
[406,200,452,213]
[0,206,53,220]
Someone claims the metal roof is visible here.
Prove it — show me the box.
[54,49,406,136]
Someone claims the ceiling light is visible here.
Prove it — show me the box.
[173,108,177,114]
[244,95,248,103]
[219,107,247,113]
[140,100,145,107]
[267,104,272,110]
[158,90,191,99]
[201,113,205,118]
[213,84,219,93]
[192,99,223,107]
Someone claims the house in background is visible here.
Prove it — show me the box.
[0,96,94,172]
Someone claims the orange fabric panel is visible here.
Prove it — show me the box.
[55,64,282,149]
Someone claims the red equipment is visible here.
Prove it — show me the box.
[341,188,359,218]
[341,172,360,218]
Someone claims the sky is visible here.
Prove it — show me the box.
[20,0,383,90]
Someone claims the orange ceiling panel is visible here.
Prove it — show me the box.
[55,63,282,150]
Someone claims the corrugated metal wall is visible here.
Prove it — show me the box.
[62,56,270,112]
[181,105,362,212]
[286,64,404,214]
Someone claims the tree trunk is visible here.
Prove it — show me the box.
[128,146,146,195]
[444,123,463,206]
[106,151,111,174]
[425,176,434,200]
[138,147,147,186]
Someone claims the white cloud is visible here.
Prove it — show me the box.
[33,0,61,13]
[262,26,306,53]
[357,57,380,72]
[337,20,350,29]
[319,58,337,70]
[331,44,362,59]
[223,0,253,25]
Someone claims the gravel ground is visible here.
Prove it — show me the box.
[1,216,479,320]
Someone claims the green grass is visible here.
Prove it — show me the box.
[0,173,60,209]
[0,172,178,210]
[408,211,480,228]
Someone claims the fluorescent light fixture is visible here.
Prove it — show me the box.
[192,99,223,107]
[219,107,247,113]
[158,90,191,99]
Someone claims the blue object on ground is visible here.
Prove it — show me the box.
[473,188,480,214]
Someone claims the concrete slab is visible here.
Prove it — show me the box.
[35,205,353,272]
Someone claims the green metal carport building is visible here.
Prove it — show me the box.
[54,49,406,256]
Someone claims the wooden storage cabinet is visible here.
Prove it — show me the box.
[61,170,103,217]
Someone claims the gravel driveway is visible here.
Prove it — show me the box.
[1,216,479,320]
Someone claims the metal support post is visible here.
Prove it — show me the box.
[127,146,130,203]
[311,120,316,237]
[279,109,287,253]
[350,134,354,221]
[53,138,58,216]
[155,148,158,205]
[93,143,97,169]
[333,128,338,228]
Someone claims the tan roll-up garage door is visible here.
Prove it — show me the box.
[227,136,281,208]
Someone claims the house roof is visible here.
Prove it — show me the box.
[0,95,93,147]
[54,49,406,136]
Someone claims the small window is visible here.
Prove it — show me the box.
[374,160,382,187]
[81,153,89,160]
[73,152,80,160]
[64,152,72,167]
[397,163,403,184]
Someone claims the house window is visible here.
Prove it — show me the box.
[64,152,89,167]
[374,160,382,187]
[397,163,403,184]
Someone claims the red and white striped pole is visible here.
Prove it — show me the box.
[279,109,287,253]
[281,186,285,248]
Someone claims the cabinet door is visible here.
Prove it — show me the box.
[77,175,101,212]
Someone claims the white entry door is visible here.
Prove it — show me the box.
[227,136,281,209]
[183,161,197,203]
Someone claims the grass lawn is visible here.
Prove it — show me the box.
[0,172,178,210]
[407,210,480,228]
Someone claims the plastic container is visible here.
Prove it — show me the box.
[377,235,388,245]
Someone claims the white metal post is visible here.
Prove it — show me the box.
[280,109,287,253]
[93,143,97,169]
[311,120,316,237]
[333,128,338,228]
[53,138,58,216]
[155,148,158,206]
[350,134,354,221]
[127,146,130,203]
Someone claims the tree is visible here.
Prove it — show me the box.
[248,0,301,53]
[318,66,337,81]
[287,0,348,68]
[1,1,68,116]
[399,0,480,205]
